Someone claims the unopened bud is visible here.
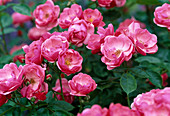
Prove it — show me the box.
[31,97,36,102]
[46,74,52,81]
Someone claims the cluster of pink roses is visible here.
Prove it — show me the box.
[78,87,170,116]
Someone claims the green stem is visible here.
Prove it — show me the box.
[79,97,83,113]
[58,70,65,101]
[127,94,130,109]
[8,99,31,110]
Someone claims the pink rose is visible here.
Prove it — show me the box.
[101,34,135,70]
[12,12,33,26]
[28,27,47,41]
[53,78,74,104]
[41,35,69,62]
[33,0,60,30]
[59,4,83,29]
[154,3,170,30]
[134,28,158,55]
[131,87,170,116]
[77,104,108,116]
[10,44,26,63]
[161,73,168,87]
[57,49,83,76]
[68,73,97,96]
[98,0,126,8]
[23,39,43,65]
[0,63,23,95]
[109,103,139,116]
[68,20,88,47]
[0,0,11,5]
[0,94,11,107]
[83,8,105,27]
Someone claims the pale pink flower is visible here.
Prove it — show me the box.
[23,39,43,65]
[0,0,11,5]
[131,87,170,116]
[28,27,47,41]
[57,49,83,76]
[154,3,170,30]
[33,0,60,30]
[68,20,88,47]
[109,103,139,116]
[134,28,158,55]
[59,4,83,29]
[83,8,105,27]
[41,35,69,62]
[0,63,23,95]
[68,73,97,96]
[101,34,135,70]
[77,104,108,116]
[12,12,33,26]
[53,78,74,104]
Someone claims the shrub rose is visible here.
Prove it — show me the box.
[41,35,69,62]
[154,3,170,30]
[68,73,97,96]
[0,63,23,95]
[131,87,170,116]
[101,34,135,70]
[53,78,74,103]
[59,4,83,29]
[28,27,47,41]
[83,8,105,27]
[77,104,108,116]
[33,0,60,30]
[134,28,158,55]
[57,49,83,76]
[23,39,43,65]
[12,12,33,26]
[109,103,139,116]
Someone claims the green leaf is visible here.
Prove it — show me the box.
[0,13,12,28]
[146,70,162,88]
[37,108,50,116]
[45,91,54,104]
[135,56,161,64]
[0,55,13,64]
[0,27,17,35]
[158,0,170,3]
[12,4,31,16]
[120,73,137,95]
[0,5,6,11]
[137,0,161,5]
[129,68,150,78]
[49,101,74,111]
[52,110,73,116]
[12,49,25,57]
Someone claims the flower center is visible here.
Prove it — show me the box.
[65,60,71,66]
[44,13,49,19]
[114,49,121,57]
[30,78,36,84]
[88,18,94,23]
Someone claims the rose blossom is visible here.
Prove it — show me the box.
[68,20,88,47]
[33,0,60,30]
[97,0,126,8]
[59,4,83,29]
[57,49,83,76]
[101,34,135,70]
[154,3,170,30]
[0,94,11,107]
[134,28,158,55]
[10,44,26,63]
[53,78,74,104]
[77,104,108,116]
[12,12,33,26]
[161,73,168,87]
[83,8,105,27]
[0,63,23,95]
[41,35,69,62]
[23,39,43,65]
[28,27,47,41]
[68,73,97,96]
[131,87,170,116]
[108,103,139,116]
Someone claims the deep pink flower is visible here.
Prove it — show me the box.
[57,49,83,76]
[97,0,126,8]
[68,73,97,96]
[33,0,60,30]
[109,103,139,116]
[28,27,47,41]
[59,4,83,29]
[53,78,74,104]
[68,20,88,47]
[0,0,11,5]
[12,12,33,26]
[134,28,158,55]
[0,94,11,107]
[0,63,23,95]
[83,8,105,27]
[23,39,43,65]
[154,3,170,30]
[77,104,108,116]
[41,35,69,62]
[161,73,168,87]
[131,87,170,116]
[101,34,135,70]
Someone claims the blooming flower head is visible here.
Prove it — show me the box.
[28,27,47,41]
